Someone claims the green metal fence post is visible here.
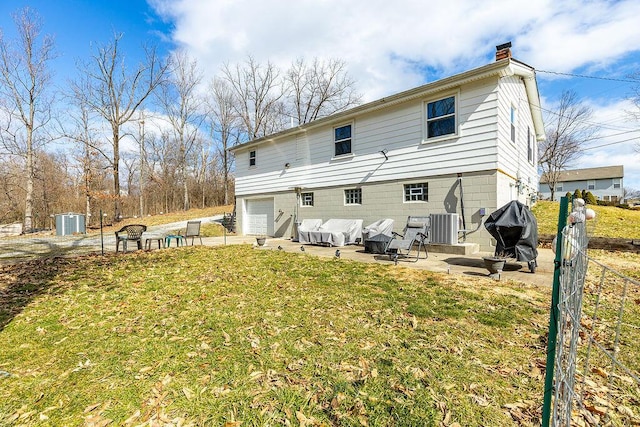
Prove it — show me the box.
[542,196,569,426]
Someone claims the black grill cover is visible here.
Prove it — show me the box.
[484,200,538,262]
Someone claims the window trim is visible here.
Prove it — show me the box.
[403,182,429,203]
[422,92,458,143]
[344,188,362,206]
[613,178,621,189]
[587,180,595,190]
[556,182,564,192]
[333,122,354,158]
[300,192,314,207]
[249,150,256,167]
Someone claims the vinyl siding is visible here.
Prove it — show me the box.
[495,74,539,205]
[234,78,503,196]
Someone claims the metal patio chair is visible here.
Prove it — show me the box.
[385,216,430,264]
[180,221,203,245]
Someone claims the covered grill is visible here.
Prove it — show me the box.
[484,200,539,272]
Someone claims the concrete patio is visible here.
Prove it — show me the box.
[199,235,556,287]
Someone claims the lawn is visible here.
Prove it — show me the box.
[0,246,551,426]
[532,200,640,238]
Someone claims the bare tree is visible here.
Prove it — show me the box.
[64,91,106,225]
[206,77,240,205]
[285,57,362,125]
[222,56,287,140]
[156,50,204,211]
[0,7,55,231]
[77,32,168,221]
[539,90,597,201]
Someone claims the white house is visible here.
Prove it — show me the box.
[229,44,545,251]
[539,165,624,202]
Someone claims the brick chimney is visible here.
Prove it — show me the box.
[496,42,512,61]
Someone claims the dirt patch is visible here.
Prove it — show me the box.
[539,234,640,253]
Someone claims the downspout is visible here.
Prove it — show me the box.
[458,174,467,242]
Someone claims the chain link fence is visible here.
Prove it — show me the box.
[546,197,640,426]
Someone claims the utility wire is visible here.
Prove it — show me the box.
[581,136,639,151]
[537,69,640,84]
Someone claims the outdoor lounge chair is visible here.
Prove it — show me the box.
[385,216,430,264]
[115,224,147,253]
[297,219,323,244]
[180,221,203,245]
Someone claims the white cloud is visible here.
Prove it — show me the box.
[151,0,640,99]
[150,0,640,187]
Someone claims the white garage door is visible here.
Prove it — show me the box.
[245,198,274,236]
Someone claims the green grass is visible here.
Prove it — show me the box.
[532,200,640,238]
[0,246,553,426]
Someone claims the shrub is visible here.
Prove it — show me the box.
[573,189,583,200]
[584,191,597,205]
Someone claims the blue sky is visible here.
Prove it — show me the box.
[1,0,640,190]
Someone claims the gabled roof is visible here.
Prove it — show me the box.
[539,165,624,183]
[230,57,545,153]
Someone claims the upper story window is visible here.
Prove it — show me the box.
[426,95,456,139]
[334,124,352,156]
[556,182,563,192]
[344,188,362,205]
[249,150,256,167]
[510,106,516,143]
[587,180,595,190]
[404,183,428,202]
[301,192,314,207]
[613,178,621,189]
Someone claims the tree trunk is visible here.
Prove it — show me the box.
[24,127,34,232]
[113,127,121,221]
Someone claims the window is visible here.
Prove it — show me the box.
[613,178,621,189]
[404,183,428,202]
[426,96,456,139]
[510,106,516,143]
[587,180,595,190]
[527,127,533,163]
[344,188,362,205]
[556,182,563,192]
[249,150,256,167]
[301,192,314,207]
[334,124,352,156]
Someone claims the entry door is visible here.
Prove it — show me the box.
[245,198,274,236]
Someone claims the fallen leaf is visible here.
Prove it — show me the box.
[123,410,140,425]
[84,403,101,413]
[183,387,195,400]
[591,367,608,378]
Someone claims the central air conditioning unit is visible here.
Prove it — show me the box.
[429,213,459,245]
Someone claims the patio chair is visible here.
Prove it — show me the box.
[180,221,203,246]
[115,224,147,253]
[385,216,430,264]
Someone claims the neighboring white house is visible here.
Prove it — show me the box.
[229,45,545,251]
[539,165,624,202]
